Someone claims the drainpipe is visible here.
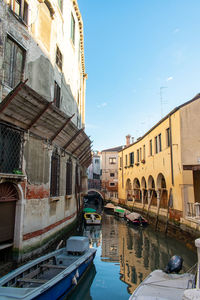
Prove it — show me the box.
[169,115,174,186]
[122,149,124,189]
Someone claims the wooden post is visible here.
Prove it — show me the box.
[147,190,153,218]
[165,188,172,235]
[142,190,148,211]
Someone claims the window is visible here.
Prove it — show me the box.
[166,128,170,147]
[0,123,24,173]
[120,157,122,167]
[66,159,72,195]
[139,148,142,161]
[155,134,162,154]
[4,36,25,88]
[109,157,116,164]
[71,13,75,45]
[10,0,29,24]
[58,0,63,12]
[54,81,61,108]
[149,139,152,156]
[125,155,128,166]
[50,149,60,197]
[110,173,115,177]
[158,134,162,152]
[143,145,145,160]
[56,46,62,70]
[130,152,134,165]
[94,159,99,164]
[110,182,115,186]
[155,136,158,154]
[137,149,139,162]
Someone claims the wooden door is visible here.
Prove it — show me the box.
[0,182,18,243]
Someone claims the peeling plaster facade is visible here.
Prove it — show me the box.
[0,0,90,260]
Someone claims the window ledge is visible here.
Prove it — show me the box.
[49,197,60,202]
[0,173,26,181]
[65,195,72,200]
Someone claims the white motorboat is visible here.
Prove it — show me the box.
[129,238,200,300]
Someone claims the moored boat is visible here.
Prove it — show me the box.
[84,212,101,225]
[104,203,115,214]
[125,212,148,226]
[0,236,96,300]
[129,238,200,300]
[114,206,131,218]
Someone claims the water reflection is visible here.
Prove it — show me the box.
[69,213,196,299]
[100,214,196,294]
[65,264,97,300]
[83,225,102,248]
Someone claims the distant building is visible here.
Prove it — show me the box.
[87,151,101,190]
[118,95,200,233]
[0,0,91,260]
[101,146,123,202]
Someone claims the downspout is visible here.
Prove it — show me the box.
[169,115,174,186]
[122,148,124,189]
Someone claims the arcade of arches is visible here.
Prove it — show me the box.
[126,173,168,209]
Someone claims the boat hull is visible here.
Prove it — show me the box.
[0,239,96,300]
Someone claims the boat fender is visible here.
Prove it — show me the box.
[75,269,79,278]
[72,276,77,285]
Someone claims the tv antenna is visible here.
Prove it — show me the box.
[160,86,167,118]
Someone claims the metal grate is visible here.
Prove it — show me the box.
[0,123,24,174]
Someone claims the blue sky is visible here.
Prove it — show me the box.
[78,0,200,151]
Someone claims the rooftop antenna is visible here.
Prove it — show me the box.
[160,86,167,118]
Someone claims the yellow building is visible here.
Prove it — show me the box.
[118,94,200,232]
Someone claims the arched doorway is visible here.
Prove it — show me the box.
[0,182,18,244]
[157,173,168,208]
[126,179,132,201]
[133,178,141,203]
[141,177,148,204]
[148,175,157,206]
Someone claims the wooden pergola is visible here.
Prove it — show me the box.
[0,80,92,167]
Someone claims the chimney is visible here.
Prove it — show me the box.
[126,134,131,147]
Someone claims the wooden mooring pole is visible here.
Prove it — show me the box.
[165,188,172,235]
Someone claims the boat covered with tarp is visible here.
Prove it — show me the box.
[125,212,148,226]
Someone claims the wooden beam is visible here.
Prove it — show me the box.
[27,101,53,130]
[71,136,90,154]
[78,143,93,159]
[51,113,75,142]
[81,156,91,167]
[80,150,92,164]
[79,147,91,161]
[0,79,28,114]
[63,128,84,150]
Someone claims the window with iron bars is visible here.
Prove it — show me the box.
[50,149,60,197]
[0,123,24,174]
[66,159,72,195]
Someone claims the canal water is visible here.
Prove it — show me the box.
[66,213,197,300]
